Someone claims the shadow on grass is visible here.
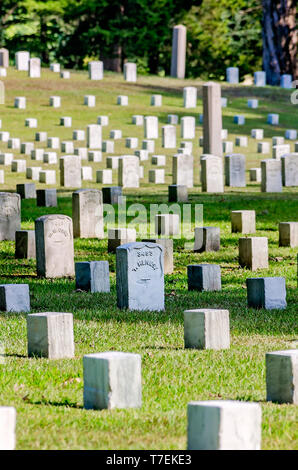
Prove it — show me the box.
[4,353,27,358]
[140,345,181,351]
[29,398,82,409]
[132,82,292,103]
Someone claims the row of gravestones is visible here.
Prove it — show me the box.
[1,106,297,190]
[0,38,294,88]
[1,344,297,449]
[169,25,294,88]
[0,48,137,82]
[2,150,297,192]
[1,189,297,302]
[0,297,297,449]
[2,75,297,155]
[0,188,297,449]
[1,79,297,190]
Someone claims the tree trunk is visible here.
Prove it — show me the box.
[262,0,297,85]
[40,17,49,64]
[102,44,122,72]
[148,54,159,75]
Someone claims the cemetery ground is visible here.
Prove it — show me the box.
[0,69,297,450]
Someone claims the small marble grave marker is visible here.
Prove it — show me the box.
[15,230,36,259]
[75,261,110,293]
[0,192,21,241]
[184,309,229,349]
[266,350,297,404]
[246,277,286,309]
[27,312,75,359]
[239,237,268,270]
[187,401,261,450]
[72,189,103,238]
[0,284,30,312]
[83,352,141,410]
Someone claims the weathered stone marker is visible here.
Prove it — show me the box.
[144,116,158,139]
[117,95,128,106]
[155,214,180,236]
[60,155,81,188]
[162,125,176,148]
[261,159,282,192]
[0,48,9,68]
[149,169,164,184]
[250,168,261,182]
[35,214,75,278]
[170,25,186,79]
[0,407,16,450]
[118,156,139,188]
[184,309,229,349]
[0,192,21,241]
[246,277,286,309]
[168,185,188,203]
[75,261,110,293]
[142,238,173,274]
[231,210,256,234]
[108,228,136,253]
[0,284,30,312]
[27,312,75,359]
[272,144,290,159]
[96,169,112,184]
[39,170,56,185]
[239,237,268,270]
[183,87,197,108]
[15,230,36,259]
[29,58,41,78]
[266,350,297,404]
[225,154,246,187]
[15,51,29,71]
[124,62,137,82]
[281,153,298,186]
[226,67,239,83]
[194,227,220,252]
[172,154,193,188]
[187,264,221,291]
[201,156,224,193]
[254,71,266,86]
[16,183,36,199]
[83,352,142,409]
[116,242,164,311]
[203,82,222,157]
[88,61,103,80]
[279,222,298,247]
[280,74,292,89]
[181,116,195,139]
[87,124,102,149]
[102,187,122,204]
[187,401,262,450]
[234,115,245,125]
[72,189,103,238]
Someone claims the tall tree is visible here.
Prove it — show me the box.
[182,0,262,79]
[62,0,200,73]
[262,0,297,85]
[0,1,25,46]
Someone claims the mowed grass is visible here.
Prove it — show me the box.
[0,69,297,450]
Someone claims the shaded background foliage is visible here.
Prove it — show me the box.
[0,0,295,80]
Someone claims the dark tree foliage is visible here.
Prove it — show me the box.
[0,0,295,81]
[61,0,202,72]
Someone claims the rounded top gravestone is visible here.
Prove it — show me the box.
[116,242,164,311]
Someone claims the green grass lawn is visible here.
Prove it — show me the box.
[0,69,297,450]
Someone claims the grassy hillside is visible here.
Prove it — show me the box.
[0,69,297,450]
